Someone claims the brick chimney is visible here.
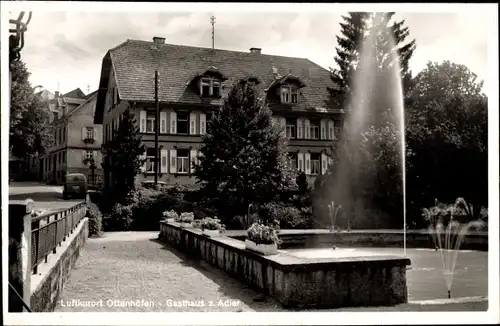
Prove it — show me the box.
[250,48,261,54]
[153,37,165,44]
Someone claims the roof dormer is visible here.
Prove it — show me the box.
[186,66,228,98]
[265,73,306,104]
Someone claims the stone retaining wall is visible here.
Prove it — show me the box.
[159,221,411,309]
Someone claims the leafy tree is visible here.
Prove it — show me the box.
[405,61,487,223]
[10,60,54,159]
[194,81,296,225]
[102,107,145,204]
[328,12,370,109]
[296,171,309,196]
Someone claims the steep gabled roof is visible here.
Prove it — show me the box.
[95,39,341,124]
[67,91,98,117]
[63,88,86,99]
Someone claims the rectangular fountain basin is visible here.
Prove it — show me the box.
[159,221,411,309]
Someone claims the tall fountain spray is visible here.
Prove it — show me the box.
[328,13,407,256]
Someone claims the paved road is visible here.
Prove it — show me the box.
[55,231,282,312]
[9,181,84,211]
[55,231,488,312]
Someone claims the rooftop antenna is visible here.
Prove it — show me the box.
[87,84,90,94]
[210,15,216,49]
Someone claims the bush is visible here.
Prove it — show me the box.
[104,203,134,231]
[258,202,313,229]
[86,200,103,237]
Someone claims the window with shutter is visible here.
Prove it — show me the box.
[170,150,177,173]
[328,120,334,140]
[160,149,168,173]
[320,120,326,139]
[189,113,197,134]
[200,113,206,135]
[160,111,167,134]
[140,110,146,133]
[297,119,303,139]
[304,119,310,139]
[305,153,311,175]
[170,112,177,134]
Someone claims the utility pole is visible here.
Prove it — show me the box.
[154,70,159,185]
[210,16,216,49]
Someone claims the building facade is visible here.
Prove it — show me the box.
[94,37,344,189]
[35,89,104,185]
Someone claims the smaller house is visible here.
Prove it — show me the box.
[34,88,103,186]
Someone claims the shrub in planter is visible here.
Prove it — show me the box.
[163,209,179,221]
[86,200,103,237]
[245,221,281,255]
[177,212,194,227]
[199,217,225,236]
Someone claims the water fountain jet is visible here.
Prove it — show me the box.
[424,198,486,298]
[325,13,407,256]
[327,201,342,249]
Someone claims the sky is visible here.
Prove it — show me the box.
[8,5,493,96]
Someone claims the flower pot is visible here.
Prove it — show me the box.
[245,239,278,255]
[202,229,220,237]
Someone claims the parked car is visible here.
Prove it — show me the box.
[63,173,88,200]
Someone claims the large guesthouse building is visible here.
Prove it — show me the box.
[94,37,344,188]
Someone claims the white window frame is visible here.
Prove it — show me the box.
[85,150,93,161]
[176,150,189,174]
[310,121,320,140]
[199,77,222,97]
[280,84,299,104]
[86,127,94,140]
[146,112,156,133]
[311,157,321,175]
[146,149,156,174]
[286,119,296,139]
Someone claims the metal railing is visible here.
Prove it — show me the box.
[31,203,87,274]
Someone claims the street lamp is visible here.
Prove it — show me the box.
[9,11,32,65]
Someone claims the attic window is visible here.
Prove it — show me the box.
[281,84,299,104]
[200,77,221,98]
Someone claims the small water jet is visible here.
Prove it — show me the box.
[424,198,486,298]
[327,201,342,249]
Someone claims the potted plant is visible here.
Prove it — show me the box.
[178,212,194,228]
[245,220,281,255]
[199,217,225,237]
[162,209,178,222]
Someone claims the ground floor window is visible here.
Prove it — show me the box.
[145,148,156,173]
[85,150,93,161]
[311,153,320,175]
[177,149,189,174]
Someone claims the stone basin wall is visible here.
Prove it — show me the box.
[229,230,488,251]
[159,221,411,309]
